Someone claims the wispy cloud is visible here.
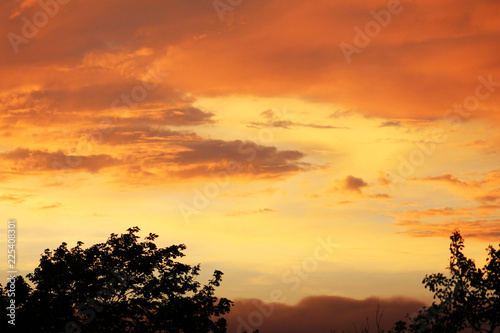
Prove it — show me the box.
[226,208,277,217]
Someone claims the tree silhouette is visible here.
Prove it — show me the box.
[5,228,499,332]
[405,230,500,333]
[335,231,500,333]
[2,227,232,332]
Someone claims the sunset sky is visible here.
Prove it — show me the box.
[1,0,500,330]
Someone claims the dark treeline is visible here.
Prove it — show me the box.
[2,228,499,332]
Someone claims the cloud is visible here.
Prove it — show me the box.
[0,85,212,128]
[249,113,349,130]
[338,200,352,205]
[152,0,500,124]
[378,121,401,128]
[0,148,121,174]
[157,106,214,125]
[395,219,500,242]
[91,125,196,146]
[329,110,357,119]
[377,171,393,187]
[406,171,500,205]
[370,193,392,199]
[39,202,61,209]
[1,0,220,66]
[342,175,368,193]
[475,195,500,203]
[396,206,487,220]
[410,173,470,187]
[249,119,294,129]
[0,133,309,182]
[260,109,276,119]
[392,170,500,241]
[0,194,31,204]
[226,296,425,333]
[226,208,276,217]
[170,140,308,178]
[394,204,500,241]
[2,0,500,124]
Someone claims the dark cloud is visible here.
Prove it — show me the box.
[0,148,121,173]
[226,296,425,333]
[0,0,219,66]
[172,140,307,177]
[249,119,348,130]
[91,125,195,146]
[329,110,356,119]
[371,193,392,199]
[343,175,368,193]
[260,109,277,119]
[0,136,308,181]
[251,109,349,129]
[157,106,214,125]
[0,84,212,127]
[249,119,294,129]
[123,138,309,181]
[475,195,500,203]
[379,121,401,128]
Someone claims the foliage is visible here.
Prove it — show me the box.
[405,230,500,333]
[333,231,500,333]
[2,226,232,332]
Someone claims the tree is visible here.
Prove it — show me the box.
[344,231,500,333]
[406,230,500,333]
[0,283,10,331]
[5,226,232,332]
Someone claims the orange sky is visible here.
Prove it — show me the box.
[1,0,500,326]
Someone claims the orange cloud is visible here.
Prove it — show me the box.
[168,140,308,180]
[475,195,500,203]
[0,148,121,174]
[249,109,349,129]
[0,138,309,182]
[158,0,500,123]
[395,219,500,241]
[0,194,32,204]
[39,202,61,209]
[3,0,499,124]
[393,204,500,241]
[410,173,471,187]
[226,208,276,217]
[393,170,500,240]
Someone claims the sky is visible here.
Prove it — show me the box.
[1,0,500,331]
